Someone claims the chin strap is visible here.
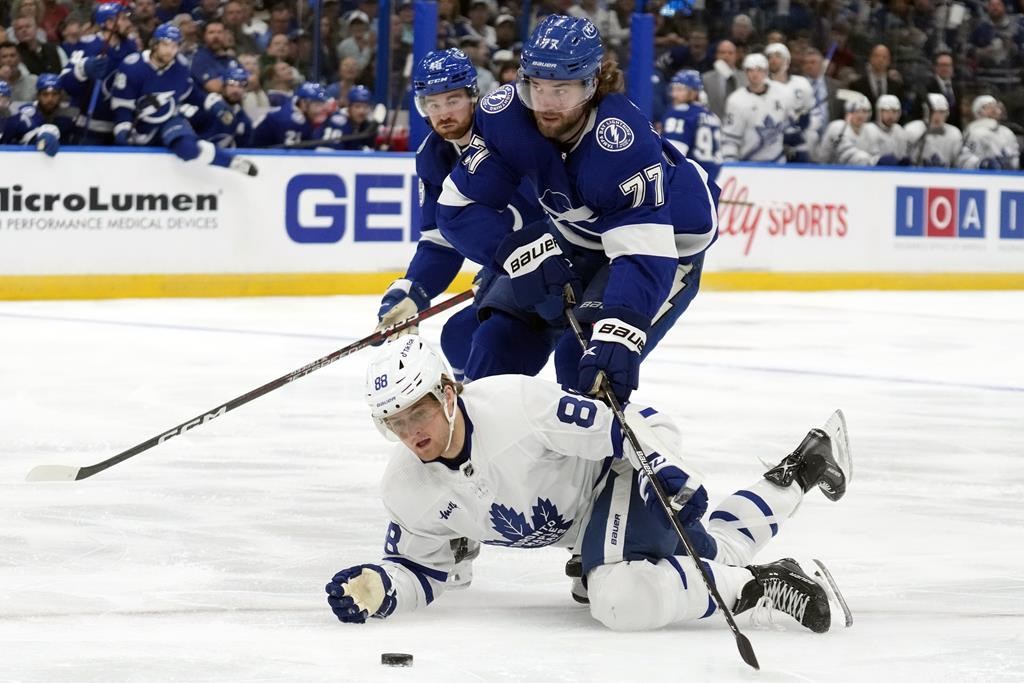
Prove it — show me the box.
[442,390,457,453]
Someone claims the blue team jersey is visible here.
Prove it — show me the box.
[59,34,139,136]
[661,103,723,181]
[1,103,76,145]
[437,85,719,322]
[250,101,318,147]
[110,51,206,144]
[316,112,378,151]
[190,47,240,88]
[192,103,253,148]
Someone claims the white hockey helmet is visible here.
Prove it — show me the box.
[844,93,872,113]
[876,94,901,112]
[764,42,791,68]
[971,94,998,118]
[926,92,950,113]
[742,53,769,72]
[365,335,455,442]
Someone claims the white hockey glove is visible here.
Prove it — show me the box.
[374,279,430,343]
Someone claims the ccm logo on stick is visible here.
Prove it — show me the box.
[157,406,227,443]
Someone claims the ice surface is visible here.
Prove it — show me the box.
[2,292,1023,682]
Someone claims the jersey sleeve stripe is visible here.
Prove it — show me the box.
[438,175,474,208]
[382,556,448,604]
[110,97,136,111]
[601,222,678,260]
[419,228,455,249]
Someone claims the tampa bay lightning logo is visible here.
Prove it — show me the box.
[481,85,515,114]
[136,91,179,125]
[538,189,597,231]
[487,498,573,548]
[596,117,634,152]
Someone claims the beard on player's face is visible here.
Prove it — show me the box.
[532,103,587,140]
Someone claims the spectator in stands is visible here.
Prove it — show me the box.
[0,41,35,102]
[495,56,518,84]
[969,0,1024,120]
[192,20,240,94]
[14,15,61,75]
[156,0,184,24]
[57,16,81,57]
[327,55,367,104]
[459,0,497,49]
[261,32,291,72]
[729,13,756,50]
[458,35,496,94]
[803,46,843,143]
[905,92,963,167]
[239,0,268,48]
[237,52,269,118]
[39,0,66,44]
[494,14,521,54]
[191,0,220,25]
[290,29,316,81]
[7,0,46,44]
[850,44,906,117]
[261,2,296,52]
[702,39,744,119]
[222,0,259,55]
[262,59,299,107]
[337,10,373,72]
[914,50,962,129]
[569,0,626,53]
[171,14,199,62]
[133,0,160,46]
[960,94,1020,169]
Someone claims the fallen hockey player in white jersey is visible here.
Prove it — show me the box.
[325,336,852,633]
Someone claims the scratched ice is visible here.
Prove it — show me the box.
[2,291,1022,682]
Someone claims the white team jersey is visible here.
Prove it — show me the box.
[777,74,813,116]
[721,81,790,162]
[814,119,879,165]
[375,374,681,615]
[904,121,963,167]
[960,118,1020,169]
[869,121,909,160]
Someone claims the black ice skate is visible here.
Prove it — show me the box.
[764,409,851,501]
[734,558,832,633]
[447,537,480,589]
[565,555,588,604]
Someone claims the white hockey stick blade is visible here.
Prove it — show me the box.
[823,409,853,484]
[25,465,82,482]
[812,559,853,628]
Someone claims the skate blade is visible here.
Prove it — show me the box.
[823,409,853,484]
[811,558,853,628]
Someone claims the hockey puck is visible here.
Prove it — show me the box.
[381,653,413,667]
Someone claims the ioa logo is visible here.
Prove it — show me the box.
[895,187,985,238]
[895,187,1024,240]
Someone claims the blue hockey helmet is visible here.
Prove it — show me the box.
[412,48,479,117]
[296,81,329,102]
[224,67,250,85]
[348,85,372,104]
[517,15,603,112]
[93,2,128,25]
[670,69,702,92]
[153,23,183,44]
[36,73,61,92]
[0,80,12,98]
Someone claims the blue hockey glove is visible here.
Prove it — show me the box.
[876,153,899,166]
[325,564,397,624]
[578,308,648,403]
[979,157,1001,170]
[113,127,130,146]
[494,220,580,322]
[205,93,234,126]
[637,456,709,528]
[35,125,60,157]
[83,55,109,79]
[373,278,431,344]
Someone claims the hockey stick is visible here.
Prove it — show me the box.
[25,289,475,483]
[563,293,760,671]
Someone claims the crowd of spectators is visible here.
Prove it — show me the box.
[0,0,1020,166]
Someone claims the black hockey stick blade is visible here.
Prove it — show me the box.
[25,289,474,482]
[736,633,760,670]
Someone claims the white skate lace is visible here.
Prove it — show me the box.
[750,580,810,629]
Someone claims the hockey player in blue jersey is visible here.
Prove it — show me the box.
[1,74,77,155]
[661,69,723,181]
[111,24,258,175]
[59,2,138,144]
[251,81,330,148]
[437,15,720,404]
[0,81,13,131]
[319,85,379,151]
[375,48,548,385]
[193,67,253,148]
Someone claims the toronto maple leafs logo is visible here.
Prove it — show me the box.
[754,115,785,147]
[487,498,574,548]
[596,117,634,152]
[481,84,515,114]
